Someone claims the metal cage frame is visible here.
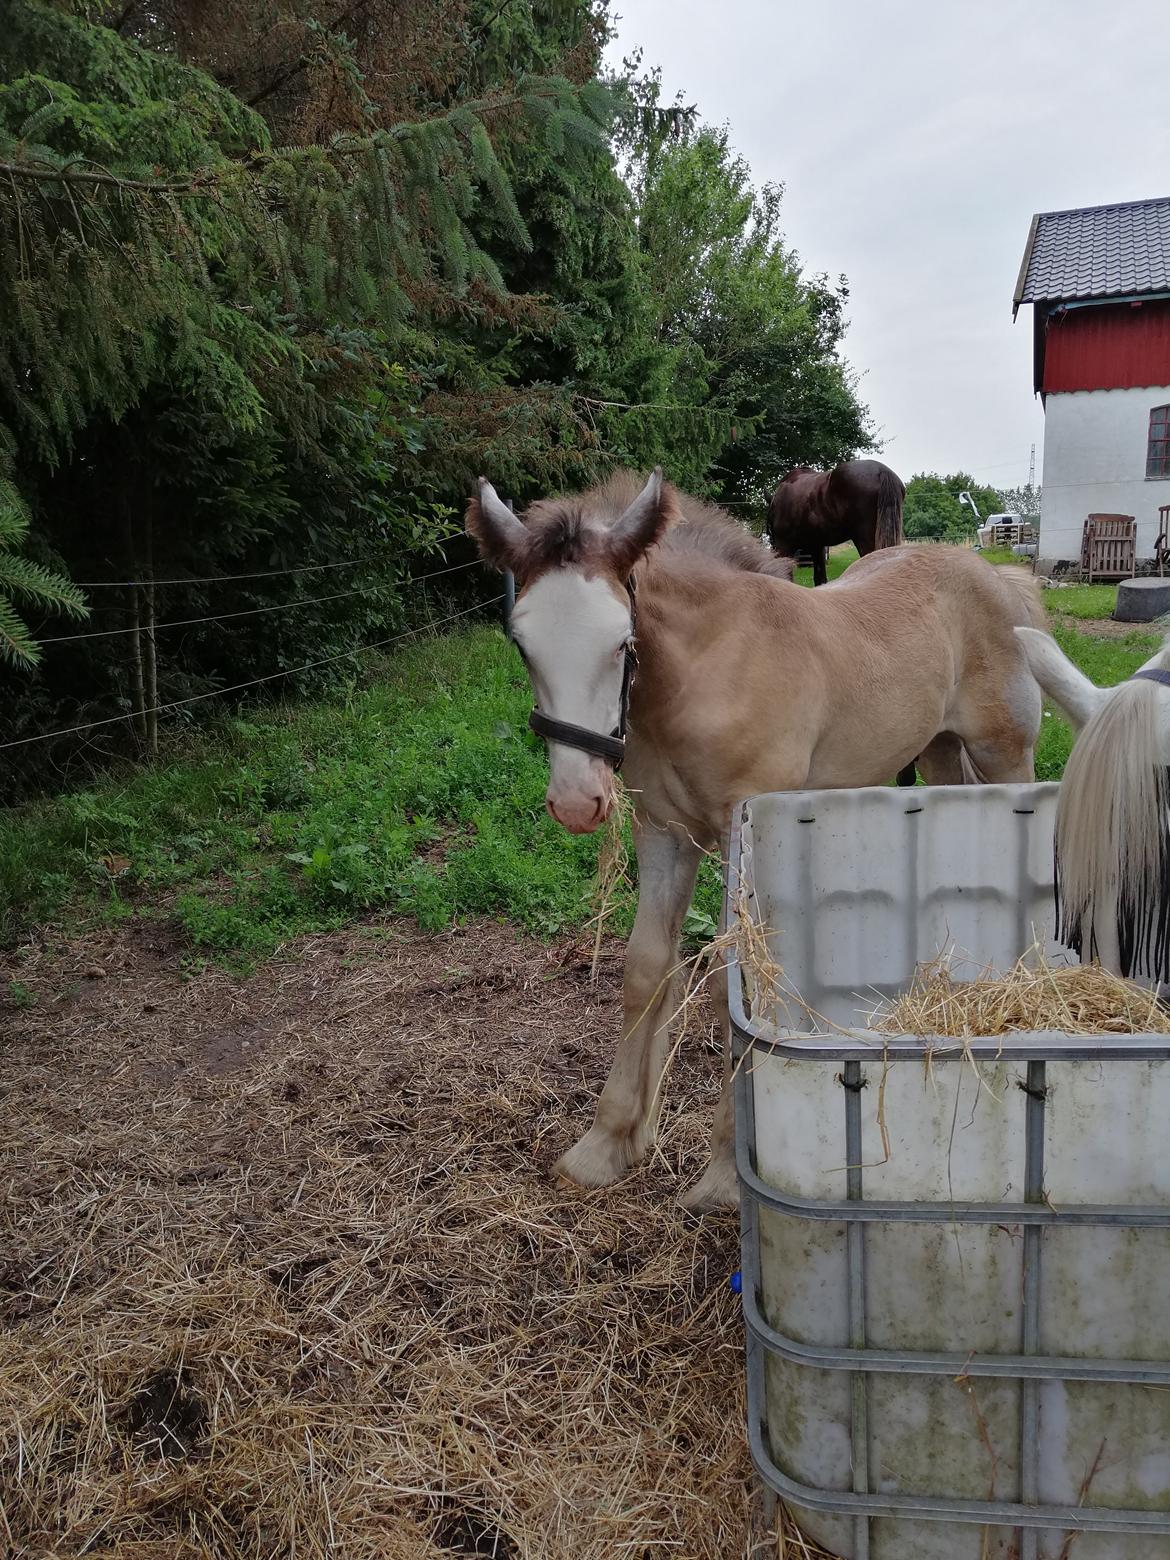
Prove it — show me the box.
[726,810,1170,1558]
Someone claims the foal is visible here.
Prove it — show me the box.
[469,470,1046,1209]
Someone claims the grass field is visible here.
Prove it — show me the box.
[0,557,1159,965]
[1044,582,1120,619]
[0,629,615,962]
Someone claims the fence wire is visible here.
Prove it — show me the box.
[40,559,481,646]
[2,594,503,753]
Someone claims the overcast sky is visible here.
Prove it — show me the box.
[603,0,1170,493]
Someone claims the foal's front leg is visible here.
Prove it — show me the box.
[553,819,703,1189]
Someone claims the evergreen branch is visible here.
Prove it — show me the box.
[0,596,38,669]
[0,552,88,616]
[578,395,745,418]
[0,80,600,201]
[0,158,212,194]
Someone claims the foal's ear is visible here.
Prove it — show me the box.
[466,479,528,573]
[1014,626,1108,730]
[608,468,680,576]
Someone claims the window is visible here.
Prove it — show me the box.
[1149,404,1170,480]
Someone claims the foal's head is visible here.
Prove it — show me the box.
[467,469,678,833]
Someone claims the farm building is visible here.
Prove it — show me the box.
[1013,195,1170,573]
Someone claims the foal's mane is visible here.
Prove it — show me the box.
[523,470,794,581]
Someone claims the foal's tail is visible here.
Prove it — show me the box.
[874,467,904,550]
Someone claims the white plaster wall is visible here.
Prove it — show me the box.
[1039,386,1170,564]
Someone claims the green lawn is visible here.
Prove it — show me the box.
[0,629,626,962]
[1044,582,1121,620]
[792,544,858,587]
[0,573,1159,964]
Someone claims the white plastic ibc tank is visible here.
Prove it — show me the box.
[731,783,1170,1560]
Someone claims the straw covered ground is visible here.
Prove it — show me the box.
[0,914,817,1559]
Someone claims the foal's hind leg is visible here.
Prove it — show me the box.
[553,819,703,1190]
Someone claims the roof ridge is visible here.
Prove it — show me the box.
[1031,194,1170,222]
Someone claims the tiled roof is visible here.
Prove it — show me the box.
[1013,197,1170,310]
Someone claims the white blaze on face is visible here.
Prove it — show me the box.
[511,568,632,834]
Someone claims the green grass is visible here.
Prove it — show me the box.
[1,595,1159,963]
[0,628,644,962]
[1034,622,1158,779]
[792,545,858,587]
[1044,583,1120,620]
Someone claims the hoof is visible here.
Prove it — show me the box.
[553,1124,642,1189]
[681,1159,739,1214]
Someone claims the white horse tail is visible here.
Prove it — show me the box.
[1055,678,1170,978]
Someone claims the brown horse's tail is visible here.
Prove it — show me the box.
[875,468,904,550]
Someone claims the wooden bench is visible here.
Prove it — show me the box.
[1080,514,1137,582]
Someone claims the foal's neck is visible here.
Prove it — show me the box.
[631,549,802,694]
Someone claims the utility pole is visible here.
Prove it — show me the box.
[1028,443,1036,492]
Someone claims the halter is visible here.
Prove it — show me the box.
[1132,669,1170,690]
[511,575,638,771]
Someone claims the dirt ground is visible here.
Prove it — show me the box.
[0,915,766,1559]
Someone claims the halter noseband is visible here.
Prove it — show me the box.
[512,575,638,771]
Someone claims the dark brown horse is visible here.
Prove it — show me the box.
[766,458,905,587]
[767,458,915,784]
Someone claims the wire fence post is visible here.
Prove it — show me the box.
[141,496,159,757]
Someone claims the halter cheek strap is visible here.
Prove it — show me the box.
[1132,669,1170,690]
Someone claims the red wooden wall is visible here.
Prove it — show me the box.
[1042,299,1170,393]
